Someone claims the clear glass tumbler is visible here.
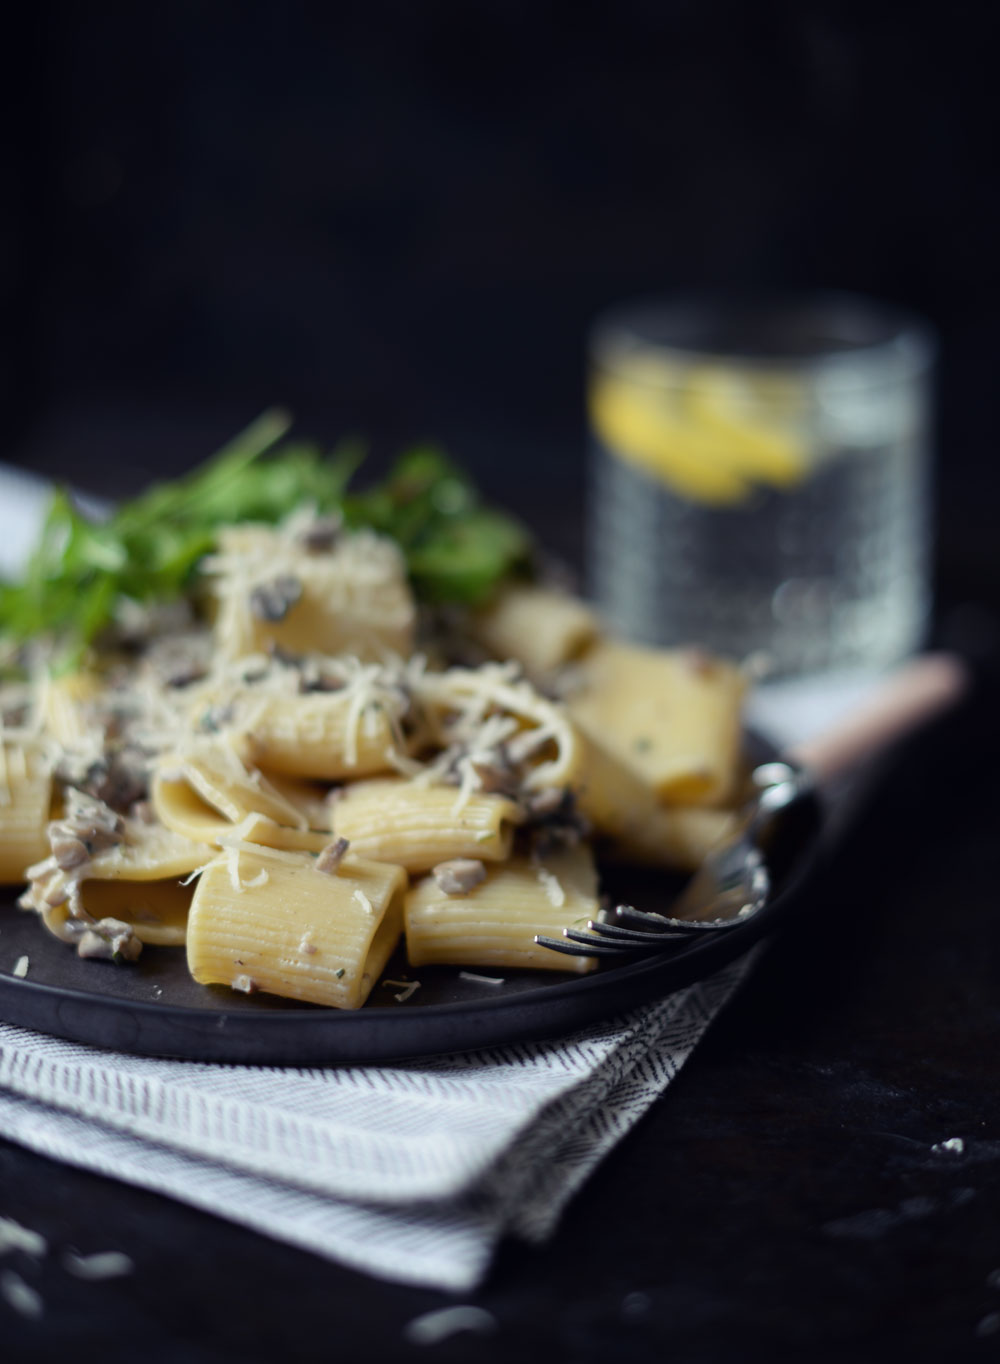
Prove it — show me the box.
[587,294,935,679]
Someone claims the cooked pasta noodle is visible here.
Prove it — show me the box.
[405,844,600,974]
[566,640,746,806]
[205,521,416,662]
[0,740,52,883]
[330,777,523,872]
[468,585,599,681]
[43,878,194,948]
[186,846,406,1008]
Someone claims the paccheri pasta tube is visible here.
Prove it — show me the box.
[468,585,599,683]
[0,740,53,883]
[330,778,524,872]
[566,640,746,807]
[186,845,406,1009]
[43,879,194,950]
[405,844,600,975]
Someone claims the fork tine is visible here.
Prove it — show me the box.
[563,926,638,952]
[584,918,692,944]
[534,933,629,958]
[612,904,745,934]
[612,904,693,931]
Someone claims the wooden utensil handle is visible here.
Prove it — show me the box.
[788,653,969,788]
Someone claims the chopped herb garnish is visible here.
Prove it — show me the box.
[0,411,531,671]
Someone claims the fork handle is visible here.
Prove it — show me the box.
[787,653,968,788]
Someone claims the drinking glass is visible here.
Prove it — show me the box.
[586,293,935,679]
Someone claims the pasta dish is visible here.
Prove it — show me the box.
[0,416,746,1009]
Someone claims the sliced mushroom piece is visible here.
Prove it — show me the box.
[249,575,304,623]
[432,859,487,896]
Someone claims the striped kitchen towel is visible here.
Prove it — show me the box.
[0,960,753,1290]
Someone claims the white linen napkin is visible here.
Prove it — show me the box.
[0,963,752,1290]
[0,462,853,1290]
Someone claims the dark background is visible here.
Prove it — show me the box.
[4,9,1000,1360]
[3,0,999,596]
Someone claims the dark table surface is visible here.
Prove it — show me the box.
[3,412,1000,1363]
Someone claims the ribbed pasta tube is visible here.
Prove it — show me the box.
[222,812,330,855]
[564,721,657,842]
[564,721,737,872]
[87,821,209,881]
[38,671,103,746]
[152,745,309,844]
[43,879,193,947]
[207,523,416,662]
[469,585,599,680]
[603,805,738,872]
[331,777,524,872]
[263,773,333,831]
[239,691,400,781]
[20,817,206,955]
[0,741,52,882]
[186,845,407,1008]
[566,640,746,806]
[405,843,598,974]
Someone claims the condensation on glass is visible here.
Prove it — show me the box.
[587,294,935,679]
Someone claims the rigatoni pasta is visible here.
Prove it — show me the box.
[43,878,194,949]
[0,740,52,883]
[236,687,402,780]
[152,745,310,843]
[566,640,746,806]
[468,585,599,682]
[186,846,406,1009]
[330,778,524,872]
[206,521,417,662]
[405,844,599,975]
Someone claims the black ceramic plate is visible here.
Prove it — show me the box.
[0,745,822,1065]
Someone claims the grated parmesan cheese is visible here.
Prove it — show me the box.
[381,978,421,1003]
[0,1269,43,1320]
[535,866,566,908]
[62,1250,134,1281]
[404,1306,496,1345]
[0,1216,47,1258]
[458,971,505,986]
[932,1137,965,1155]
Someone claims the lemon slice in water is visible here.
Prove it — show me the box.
[590,360,809,507]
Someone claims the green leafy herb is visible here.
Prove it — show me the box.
[0,410,530,670]
[342,446,530,605]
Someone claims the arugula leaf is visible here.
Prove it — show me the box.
[343,446,531,603]
[0,413,530,670]
[407,510,531,604]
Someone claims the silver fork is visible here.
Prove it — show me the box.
[534,761,809,960]
[535,654,967,962]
